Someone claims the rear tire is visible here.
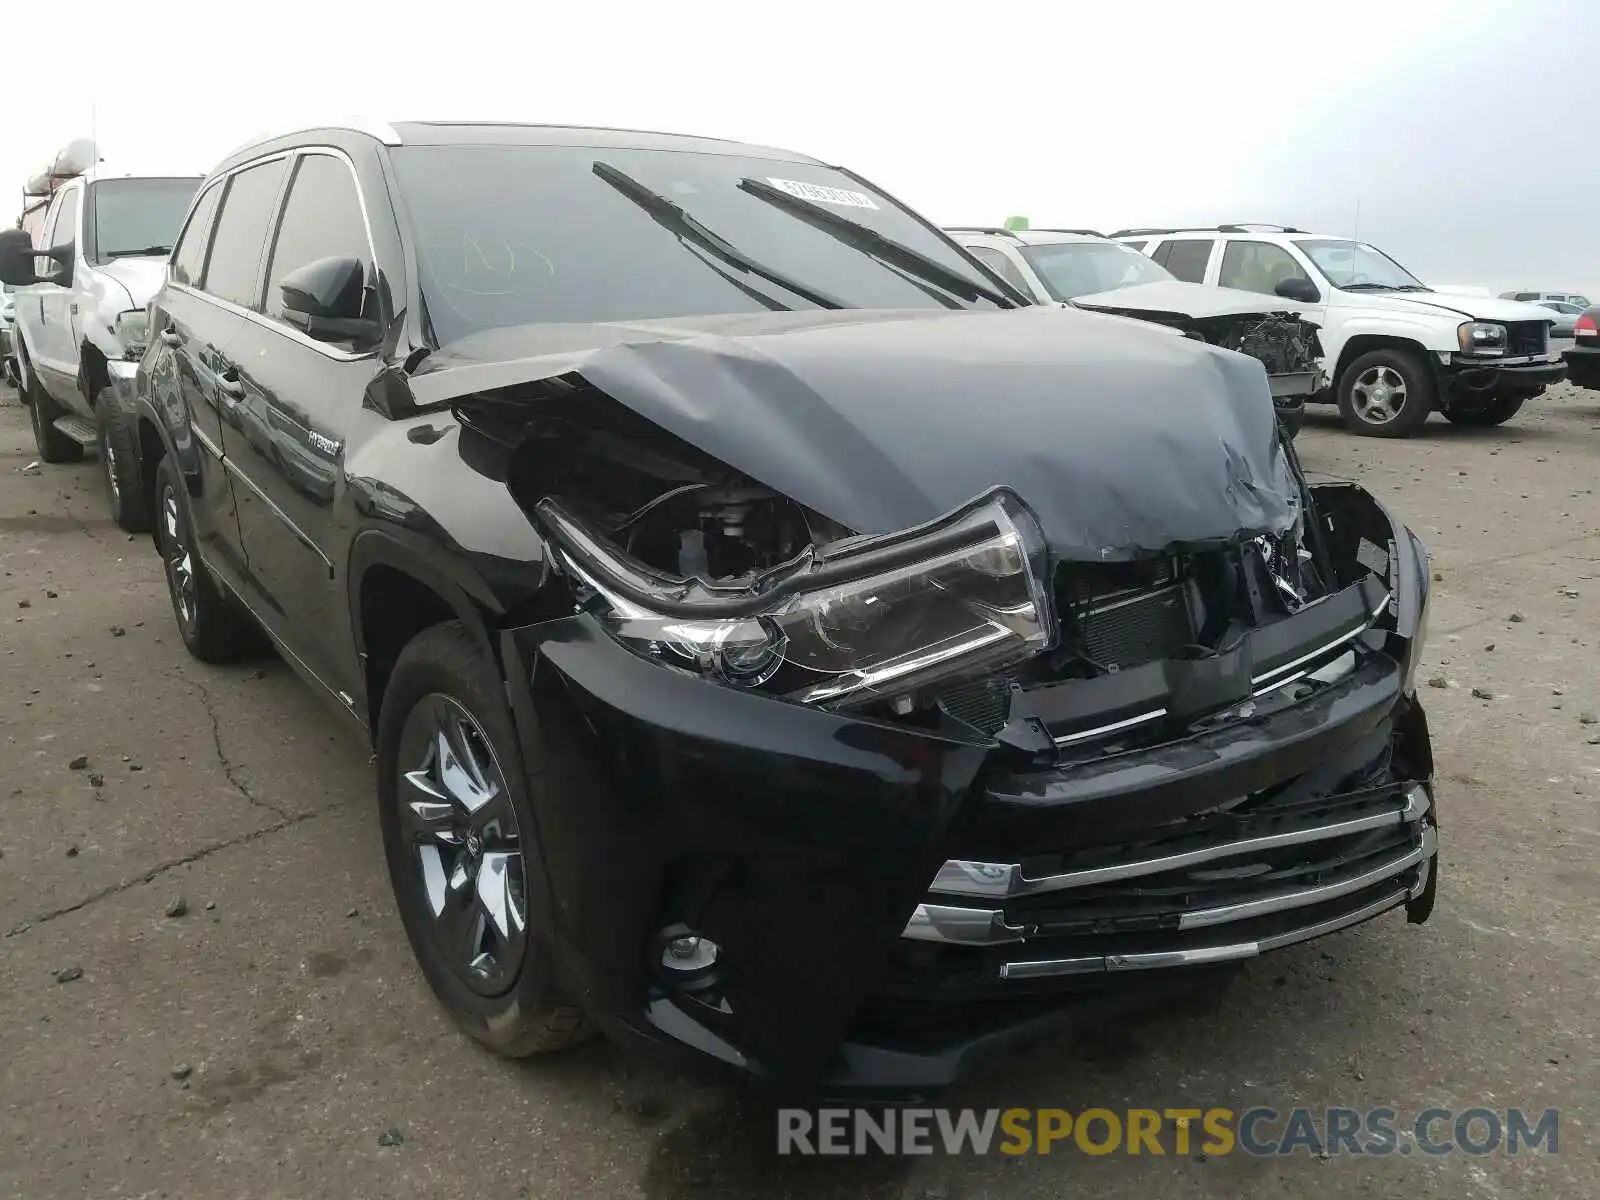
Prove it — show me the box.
[20,353,83,463]
[153,455,267,663]
[97,393,148,533]
[377,621,591,1058]
[1336,348,1434,438]
[1444,394,1526,428]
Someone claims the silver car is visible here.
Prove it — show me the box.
[1535,300,1584,339]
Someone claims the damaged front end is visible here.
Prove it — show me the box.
[455,329,1434,1095]
[1185,313,1325,437]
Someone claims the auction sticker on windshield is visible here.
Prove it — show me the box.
[765,178,879,210]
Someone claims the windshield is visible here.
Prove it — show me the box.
[1293,238,1426,290]
[89,177,200,262]
[389,144,1006,346]
[1016,240,1173,301]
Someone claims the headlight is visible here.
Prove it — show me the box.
[1457,321,1507,355]
[545,489,1056,709]
[1400,530,1431,696]
[114,309,149,359]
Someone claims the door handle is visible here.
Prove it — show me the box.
[159,329,181,346]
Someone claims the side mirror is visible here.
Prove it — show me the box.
[1274,277,1321,304]
[0,228,50,287]
[279,255,380,345]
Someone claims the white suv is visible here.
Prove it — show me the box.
[1112,224,1567,437]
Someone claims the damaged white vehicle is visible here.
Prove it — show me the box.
[951,227,1325,437]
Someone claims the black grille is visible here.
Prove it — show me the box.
[1506,321,1548,357]
[1078,586,1192,668]
[1056,559,1192,670]
[937,675,1015,735]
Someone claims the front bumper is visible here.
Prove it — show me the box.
[1442,355,1567,396]
[1267,369,1320,400]
[498,504,1437,1095]
[1564,344,1600,391]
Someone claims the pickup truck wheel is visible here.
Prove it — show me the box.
[1444,394,1526,427]
[97,395,148,533]
[153,456,267,663]
[377,621,591,1058]
[22,360,84,463]
[1337,349,1434,437]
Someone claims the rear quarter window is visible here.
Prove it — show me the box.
[1160,238,1214,283]
[171,184,223,287]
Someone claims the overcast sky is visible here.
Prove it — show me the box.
[6,0,1596,297]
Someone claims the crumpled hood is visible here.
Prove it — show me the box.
[95,257,168,308]
[1071,279,1312,322]
[533,306,1299,560]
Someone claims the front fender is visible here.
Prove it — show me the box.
[346,527,507,673]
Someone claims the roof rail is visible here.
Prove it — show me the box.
[1109,223,1306,238]
[1216,222,1305,233]
[945,225,1023,238]
[1028,227,1107,238]
[223,119,403,161]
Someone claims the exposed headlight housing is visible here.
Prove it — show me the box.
[1398,529,1431,697]
[114,309,149,359]
[544,489,1056,709]
[1457,321,1507,356]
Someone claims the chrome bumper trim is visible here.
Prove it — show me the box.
[1180,824,1435,929]
[901,904,1029,946]
[1053,590,1389,748]
[930,783,1430,900]
[999,887,1412,980]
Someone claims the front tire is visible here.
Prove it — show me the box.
[153,455,266,663]
[97,393,148,532]
[377,621,590,1058]
[1337,348,1434,438]
[1444,393,1526,428]
[20,353,83,463]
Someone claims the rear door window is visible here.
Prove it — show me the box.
[1160,238,1214,283]
[202,159,289,309]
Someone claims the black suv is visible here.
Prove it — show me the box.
[129,120,1439,1094]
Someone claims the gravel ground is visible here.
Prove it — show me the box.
[1,380,1596,1199]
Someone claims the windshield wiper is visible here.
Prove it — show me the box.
[736,177,1018,309]
[592,161,844,311]
[1386,284,1432,292]
[1338,282,1395,291]
[104,245,173,259]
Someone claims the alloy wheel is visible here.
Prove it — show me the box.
[1351,365,1407,426]
[396,694,528,997]
[103,438,121,504]
[161,485,195,627]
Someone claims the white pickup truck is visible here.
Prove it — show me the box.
[1112,224,1568,437]
[2,139,199,528]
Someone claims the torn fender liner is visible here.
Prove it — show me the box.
[573,306,1297,559]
